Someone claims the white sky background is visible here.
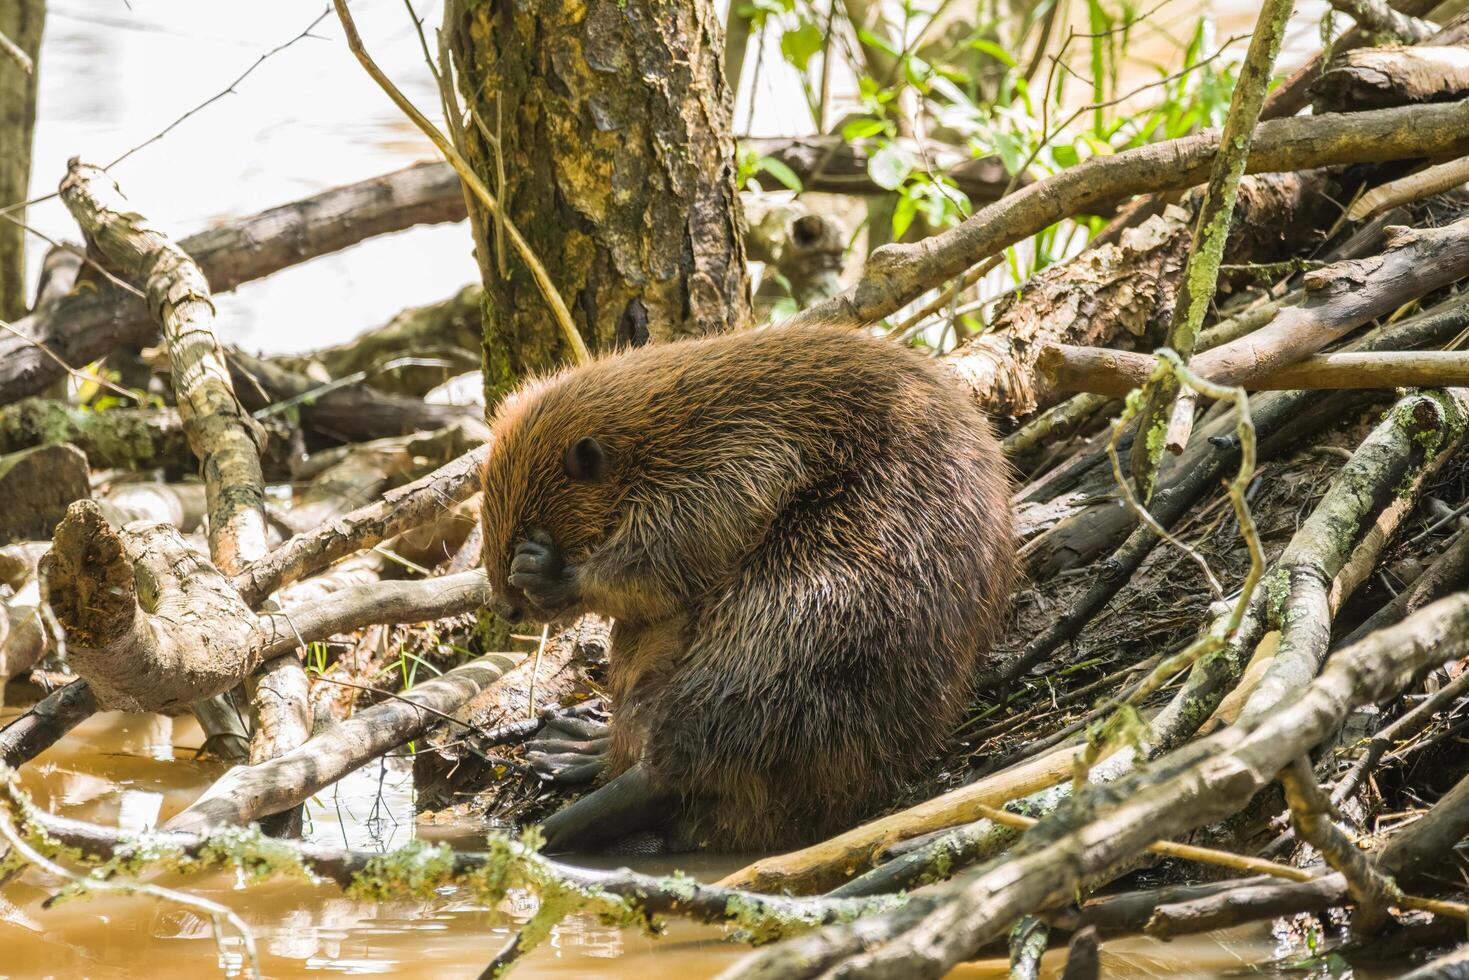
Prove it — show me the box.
[23,0,1336,355]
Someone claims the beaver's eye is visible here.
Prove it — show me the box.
[563,436,607,482]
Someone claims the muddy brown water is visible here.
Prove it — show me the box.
[0,707,1299,979]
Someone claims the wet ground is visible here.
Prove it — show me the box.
[0,707,1300,979]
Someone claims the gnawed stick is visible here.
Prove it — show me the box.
[39,501,492,713]
[164,652,524,833]
[1043,346,1469,396]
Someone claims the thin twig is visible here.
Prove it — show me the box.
[0,780,262,979]
[104,9,332,171]
[0,319,143,403]
[0,27,33,74]
[332,0,588,364]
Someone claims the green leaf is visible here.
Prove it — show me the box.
[969,38,1016,67]
[780,20,823,71]
[992,130,1025,175]
[856,27,901,58]
[867,142,914,190]
[757,155,804,192]
[1052,143,1079,168]
[842,117,887,141]
[892,192,919,239]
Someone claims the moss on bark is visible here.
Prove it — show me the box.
[446,0,750,402]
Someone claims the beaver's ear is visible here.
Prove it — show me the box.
[564,436,608,482]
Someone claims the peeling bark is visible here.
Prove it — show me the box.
[1312,45,1469,113]
[943,212,1190,416]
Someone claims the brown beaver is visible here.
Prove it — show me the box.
[479,325,1014,852]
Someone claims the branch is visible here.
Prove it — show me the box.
[1042,347,1469,395]
[59,159,268,573]
[164,650,522,833]
[232,443,489,607]
[1279,757,1397,934]
[1129,0,1294,492]
[0,161,465,405]
[0,27,32,74]
[0,774,902,958]
[786,98,1469,329]
[1349,156,1469,222]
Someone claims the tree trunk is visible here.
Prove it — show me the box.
[0,0,43,320]
[445,0,750,399]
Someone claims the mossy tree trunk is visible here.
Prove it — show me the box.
[446,0,751,401]
[0,0,44,320]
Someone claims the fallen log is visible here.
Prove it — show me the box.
[0,397,299,479]
[0,396,189,471]
[40,499,493,713]
[1312,45,1469,113]
[0,443,89,545]
[787,97,1469,330]
[229,349,478,444]
[0,160,465,405]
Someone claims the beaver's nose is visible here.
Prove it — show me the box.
[489,594,523,621]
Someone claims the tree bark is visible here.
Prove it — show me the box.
[0,0,42,320]
[1312,45,1469,112]
[446,0,750,398]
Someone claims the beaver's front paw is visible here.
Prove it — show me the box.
[508,528,580,615]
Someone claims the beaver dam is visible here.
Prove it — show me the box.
[7,0,1469,977]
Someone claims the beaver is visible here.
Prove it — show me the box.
[479,325,1015,852]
